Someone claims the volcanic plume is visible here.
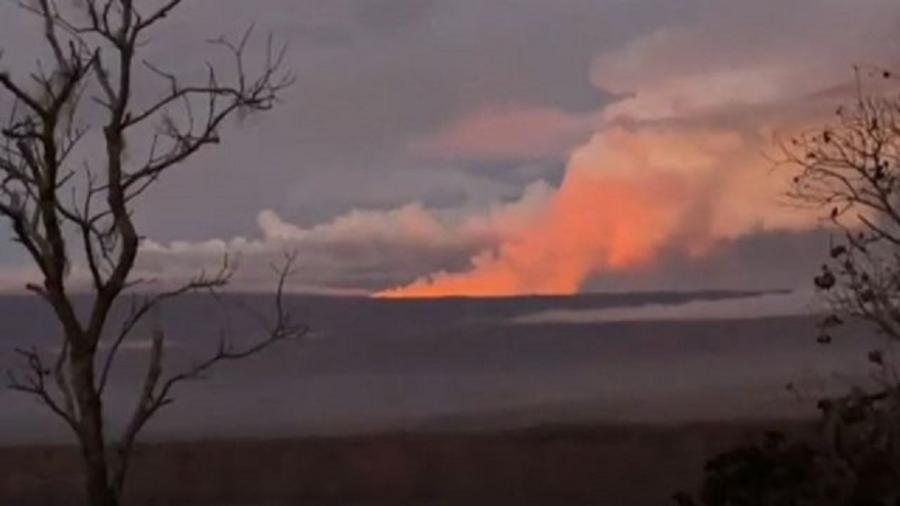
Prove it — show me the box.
[375,126,807,298]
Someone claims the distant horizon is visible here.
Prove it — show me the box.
[0,286,796,300]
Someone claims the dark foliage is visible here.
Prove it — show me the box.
[699,432,819,506]
[678,67,900,506]
[680,388,900,506]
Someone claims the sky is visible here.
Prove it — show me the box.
[0,0,899,296]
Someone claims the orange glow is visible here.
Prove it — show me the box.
[375,126,811,299]
[376,141,691,298]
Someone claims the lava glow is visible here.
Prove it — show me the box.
[376,176,679,298]
[374,127,779,299]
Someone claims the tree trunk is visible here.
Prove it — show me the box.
[84,463,117,506]
[71,351,118,506]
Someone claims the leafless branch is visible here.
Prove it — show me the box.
[784,68,900,343]
[97,255,236,394]
[110,252,306,494]
[6,346,79,433]
[0,2,296,504]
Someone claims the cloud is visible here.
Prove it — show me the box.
[591,1,900,125]
[373,0,900,298]
[592,28,789,123]
[377,124,815,298]
[411,106,595,161]
[111,183,554,294]
[135,205,474,293]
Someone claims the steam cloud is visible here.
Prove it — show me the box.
[375,127,811,297]
[373,3,898,297]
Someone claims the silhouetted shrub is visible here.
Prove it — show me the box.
[680,387,900,506]
[700,431,819,506]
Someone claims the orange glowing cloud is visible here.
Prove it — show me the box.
[411,105,594,160]
[376,127,807,298]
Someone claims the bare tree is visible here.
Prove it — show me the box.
[0,2,302,505]
[780,67,900,504]
[784,68,900,346]
[674,68,900,506]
